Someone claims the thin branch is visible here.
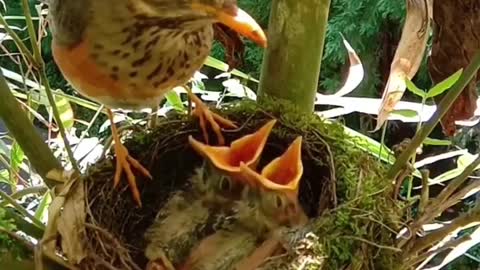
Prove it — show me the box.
[0,15,37,66]
[408,205,480,255]
[0,189,45,229]
[21,0,80,173]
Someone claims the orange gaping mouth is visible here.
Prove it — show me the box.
[239,136,303,193]
[188,119,277,181]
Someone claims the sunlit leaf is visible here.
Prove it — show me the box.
[426,69,463,98]
[331,35,364,97]
[422,226,480,270]
[223,78,256,100]
[0,139,9,156]
[9,141,24,186]
[164,90,185,112]
[34,192,52,222]
[423,137,452,146]
[414,149,468,169]
[429,168,464,186]
[457,153,480,169]
[391,109,419,119]
[53,94,74,131]
[341,125,396,164]
[204,56,258,83]
[405,78,426,98]
[0,169,9,184]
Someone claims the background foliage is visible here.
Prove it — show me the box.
[0,0,479,268]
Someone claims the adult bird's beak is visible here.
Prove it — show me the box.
[191,3,267,48]
[188,119,276,183]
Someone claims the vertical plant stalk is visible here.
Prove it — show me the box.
[0,71,62,188]
[258,0,331,112]
[21,0,80,172]
[387,51,480,179]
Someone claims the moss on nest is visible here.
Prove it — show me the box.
[78,99,403,270]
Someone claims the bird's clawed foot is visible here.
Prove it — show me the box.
[107,109,152,207]
[113,142,152,207]
[185,87,237,145]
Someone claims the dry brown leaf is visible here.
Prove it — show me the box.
[42,170,87,265]
[57,179,86,264]
[374,0,432,131]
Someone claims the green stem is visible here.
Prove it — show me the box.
[0,71,62,187]
[387,51,480,179]
[21,0,42,65]
[4,208,44,239]
[258,0,331,112]
[0,15,37,67]
[379,121,387,161]
[0,190,45,229]
[21,0,80,173]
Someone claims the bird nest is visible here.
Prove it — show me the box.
[48,99,403,270]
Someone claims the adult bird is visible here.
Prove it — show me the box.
[46,0,267,206]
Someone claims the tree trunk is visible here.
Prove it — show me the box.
[429,0,480,136]
[257,0,331,112]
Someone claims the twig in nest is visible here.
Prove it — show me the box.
[340,235,402,252]
[311,129,337,208]
[84,223,142,270]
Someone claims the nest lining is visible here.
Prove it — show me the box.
[74,99,402,270]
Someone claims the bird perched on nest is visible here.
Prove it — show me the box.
[46,0,267,206]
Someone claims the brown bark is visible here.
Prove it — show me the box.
[429,0,480,136]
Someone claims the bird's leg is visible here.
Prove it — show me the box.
[148,104,160,129]
[184,86,237,145]
[107,109,152,207]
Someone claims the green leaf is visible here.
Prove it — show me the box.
[0,139,9,156]
[9,141,24,186]
[423,137,452,146]
[164,91,185,112]
[430,168,464,185]
[391,109,419,119]
[54,94,74,131]
[426,69,463,98]
[34,192,51,221]
[457,153,480,170]
[204,56,259,83]
[0,169,9,185]
[405,78,426,98]
[341,125,396,164]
